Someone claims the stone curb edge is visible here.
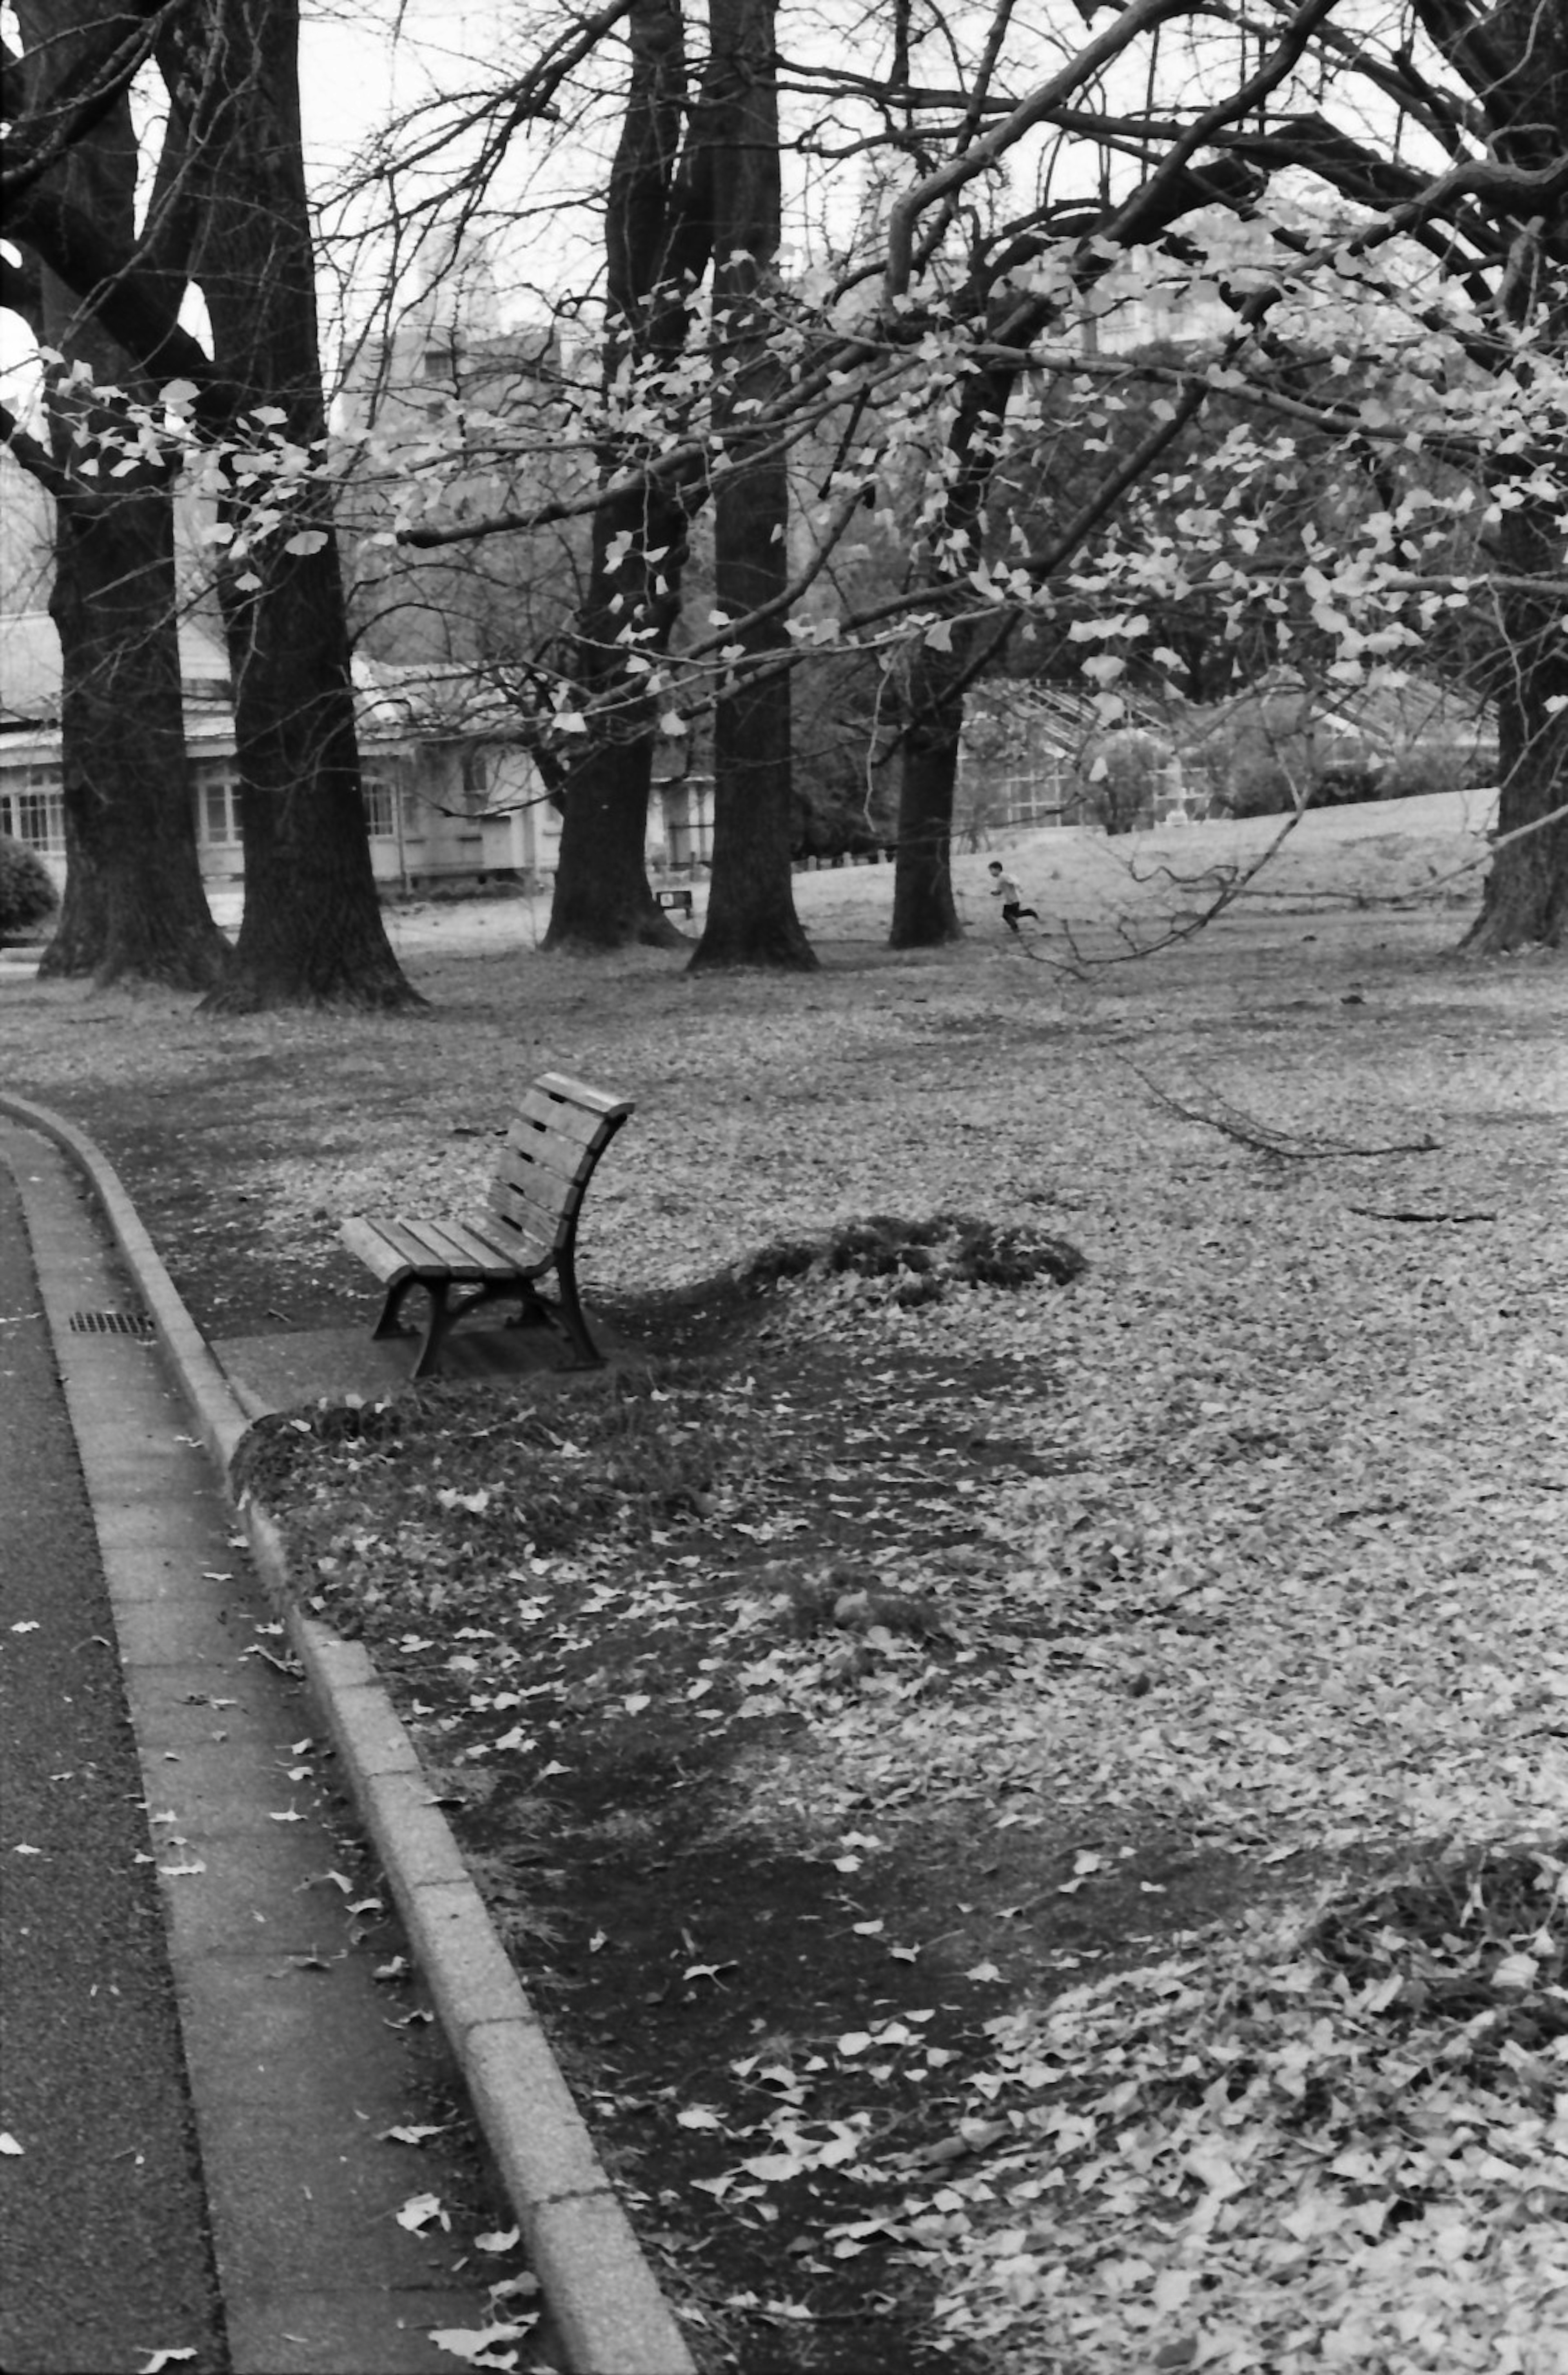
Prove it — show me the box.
[0,1090,698,2375]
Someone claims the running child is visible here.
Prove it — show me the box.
[988,860,1040,934]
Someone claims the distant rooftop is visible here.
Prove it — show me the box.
[0,609,232,728]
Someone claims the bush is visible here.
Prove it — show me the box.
[0,835,59,941]
[1080,726,1173,835]
[1377,741,1500,800]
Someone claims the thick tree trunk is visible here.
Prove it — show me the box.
[41,485,229,988]
[889,365,1016,950]
[688,0,814,972]
[1464,504,1568,951]
[889,647,965,948]
[163,0,419,1013]
[547,733,684,950]
[546,0,696,954]
[206,542,416,1010]
[18,0,226,992]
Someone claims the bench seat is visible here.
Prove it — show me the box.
[339,1072,634,1378]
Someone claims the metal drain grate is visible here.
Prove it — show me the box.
[67,1310,155,1337]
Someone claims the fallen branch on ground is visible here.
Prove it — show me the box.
[1123,1063,1440,1158]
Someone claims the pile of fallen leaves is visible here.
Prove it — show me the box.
[737,1213,1085,1311]
[234,1371,744,1637]
[880,1840,1566,2371]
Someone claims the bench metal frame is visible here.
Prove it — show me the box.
[339,1072,634,1379]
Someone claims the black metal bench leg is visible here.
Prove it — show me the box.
[409,1280,454,1380]
[551,1249,601,1366]
[372,1277,421,1339]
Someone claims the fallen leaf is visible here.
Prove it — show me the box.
[396,2190,447,2232]
[428,2323,535,2367]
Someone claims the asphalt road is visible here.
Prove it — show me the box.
[0,1153,229,2374]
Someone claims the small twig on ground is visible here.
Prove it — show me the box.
[1121,1061,1440,1159]
[1347,1206,1496,1223]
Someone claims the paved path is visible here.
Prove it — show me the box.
[0,1155,226,2371]
[0,1126,497,2374]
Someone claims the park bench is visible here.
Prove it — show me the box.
[339,1072,635,1379]
[655,886,694,917]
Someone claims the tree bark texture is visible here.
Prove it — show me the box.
[1464,498,1568,951]
[889,641,968,948]
[16,0,227,991]
[889,361,1018,950]
[42,481,231,989]
[688,0,814,971]
[547,0,697,954]
[1448,0,1568,948]
[161,0,419,1011]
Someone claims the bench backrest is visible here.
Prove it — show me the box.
[486,1072,635,1268]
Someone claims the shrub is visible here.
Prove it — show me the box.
[0,834,59,941]
[1079,726,1173,835]
[1377,741,1500,800]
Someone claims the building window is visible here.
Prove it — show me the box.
[363,776,396,838]
[461,746,488,799]
[195,765,241,845]
[1,769,66,856]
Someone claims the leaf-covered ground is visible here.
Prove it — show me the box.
[4,801,1566,2370]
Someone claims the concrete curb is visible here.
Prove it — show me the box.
[0,1090,698,2375]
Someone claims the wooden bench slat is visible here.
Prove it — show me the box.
[392,1216,478,1267]
[339,1215,415,1281]
[532,1072,635,1120]
[452,1214,537,1267]
[340,1215,445,1278]
[511,1098,616,1157]
[411,1216,523,1277]
[486,1184,570,1259]
[501,1135,601,1206]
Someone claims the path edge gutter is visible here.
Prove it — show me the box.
[0,1090,698,2375]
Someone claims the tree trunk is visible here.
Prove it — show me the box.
[42,482,229,988]
[162,0,419,1013]
[889,361,1017,950]
[546,0,697,954]
[889,642,966,948]
[688,0,814,972]
[1464,503,1568,951]
[548,731,682,950]
[16,0,227,992]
